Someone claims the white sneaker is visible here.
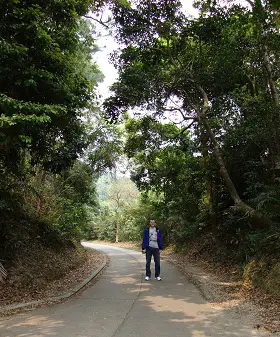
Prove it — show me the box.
[145,276,150,281]
[156,276,162,281]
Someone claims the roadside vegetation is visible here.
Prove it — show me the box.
[101,0,280,299]
[0,0,279,321]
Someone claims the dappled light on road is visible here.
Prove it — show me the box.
[0,314,65,336]
[0,244,273,337]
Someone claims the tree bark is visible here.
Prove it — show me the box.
[195,86,271,227]
[263,44,279,107]
[115,209,119,243]
[201,115,255,212]
[200,125,214,217]
[36,169,46,216]
[249,0,280,159]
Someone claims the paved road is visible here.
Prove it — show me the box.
[0,243,274,337]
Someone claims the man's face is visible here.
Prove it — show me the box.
[150,219,156,227]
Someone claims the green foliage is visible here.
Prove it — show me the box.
[123,116,204,243]
[0,1,131,261]
[57,200,90,239]
[0,159,98,259]
[92,204,116,241]
[0,0,101,173]
[1,0,280,299]
[92,175,140,241]
[102,1,280,294]
[85,116,124,175]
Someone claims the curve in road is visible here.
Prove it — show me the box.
[0,243,274,337]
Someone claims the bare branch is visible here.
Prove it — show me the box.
[84,15,110,29]
[162,107,195,124]
[180,120,196,134]
[169,120,197,141]
[169,96,183,109]
[171,119,185,125]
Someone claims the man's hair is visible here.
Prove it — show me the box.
[147,219,159,231]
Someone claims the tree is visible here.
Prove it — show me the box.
[0,1,117,260]
[84,114,124,176]
[0,0,101,174]
[108,177,139,242]
[124,115,203,237]
[105,0,279,226]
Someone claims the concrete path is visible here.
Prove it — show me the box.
[0,243,274,337]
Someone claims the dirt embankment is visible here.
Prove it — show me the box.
[164,250,280,334]
[0,242,104,309]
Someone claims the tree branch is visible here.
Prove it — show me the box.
[84,15,110,29]
[197,85,210,115]
[163,107,194,120]
[170,120,196,141]
[167,39,183,68]
[180,120,196,133]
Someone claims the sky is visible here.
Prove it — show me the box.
[91,0,249,175]
[93,1,199,100]
[93,0,249,100]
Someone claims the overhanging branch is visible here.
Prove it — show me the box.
[84,15,110,29]
[163,107,194,120]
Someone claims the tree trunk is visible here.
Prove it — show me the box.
[36,169,46,216]
[249,0,280,159]
[195,87,272,227]
[200,125,214,217]
[115,209,119,243]
[247,0,279,106]
[263,44,279,107]
[200,113,252,210]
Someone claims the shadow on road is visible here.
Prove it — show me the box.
[0,245,271,337]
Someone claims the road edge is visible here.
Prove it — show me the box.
[0,250,107,314]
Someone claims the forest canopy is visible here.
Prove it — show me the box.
[102,0,280,279]
[0,0,279,296]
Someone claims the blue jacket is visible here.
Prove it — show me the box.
[142,227,163,250]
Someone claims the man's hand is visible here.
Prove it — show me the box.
[142,249,146,254]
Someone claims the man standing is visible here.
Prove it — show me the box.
[142,219,163,281]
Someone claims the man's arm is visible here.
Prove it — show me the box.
[142,229,147,252]
[158,231,163,250]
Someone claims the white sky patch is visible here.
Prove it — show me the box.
[94,35,118,99]
[92,0,250,101]
[92,11,118,100]
[93,1,200,100]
